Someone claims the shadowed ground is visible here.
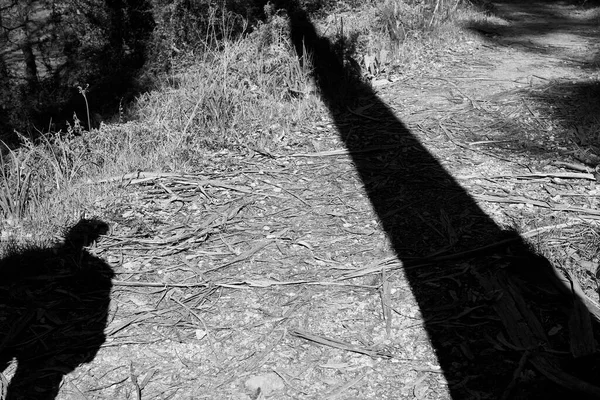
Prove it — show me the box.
[0,219,113,399]
[277,2,600,398]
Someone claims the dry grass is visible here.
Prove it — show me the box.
[0,1,475,242]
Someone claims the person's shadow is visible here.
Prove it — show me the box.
[276,3,600,399]
[0,219,113,399]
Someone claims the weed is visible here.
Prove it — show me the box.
[77,84,91,131]
[0,143,35,221]
[377,0,462,46]
[35,127,92,190]
[134,10,319,153]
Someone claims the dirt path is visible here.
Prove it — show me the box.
[11,1,599,399]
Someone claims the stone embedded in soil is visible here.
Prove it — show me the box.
[244,373,285,395]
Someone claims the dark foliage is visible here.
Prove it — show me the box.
[0,0,348,141]
[0,0,155,140]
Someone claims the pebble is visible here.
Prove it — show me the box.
[244,373,285,396]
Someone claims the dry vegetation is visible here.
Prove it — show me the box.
[2,0,600,399]
[0,0,477,241]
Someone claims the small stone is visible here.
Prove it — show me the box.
[244,373,285,396]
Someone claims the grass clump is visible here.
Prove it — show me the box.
[378,0,462,43]
[0,145,36,223]
[0,123,102,243]
[308,0,474,78]
[133,10,320,157]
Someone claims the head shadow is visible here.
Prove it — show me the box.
[277,2,600,398]
[0,219,113,399]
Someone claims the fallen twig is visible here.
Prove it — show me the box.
[290,328,392,358]
[289,144,408,158]
[205,239,275,273]
[508,172,595,181]
[474,194,600,218]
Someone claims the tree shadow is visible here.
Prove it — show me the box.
[527,80,600,151]
[279,3,600,399]
[464,0,600,167]
[0,219,113,399]
[465,0,600,64]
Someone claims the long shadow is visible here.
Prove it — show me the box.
[278,3,600,399]
[0,219,113,399]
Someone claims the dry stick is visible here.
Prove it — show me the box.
[324,373,367,400]
[475,193,600,218]
[205,239,275,273]
[475,193,551,208]
[438,122,520,165]
[522,98,545,129]
[139,370,158,394]
[0,371,8,399]
[500,351,529,400]
[402,237,518,267]
[427,76,480,109]
[88,172,255,194]
[291,148,350,157]
[220,279,312,288]
[552,161,593,173]
[111,202,245,247]
[270,369,308,396]
[158,181,188,203]
[213,330,287,390]
[566,270,596,357]
[347,106,381,121]
[289,143,408,158]
[105,309,173,337]
[179,94,203,146]
[113,280,209,288]
[172,297,220,364]
[65,379,88,400]
[242,329,286,373]
[468,139,517,146]
[521,221,593,238]
[77,374,129,391]
[88,171,182,184]
[256,178,312,207]
[113,226,210,246]
[507,172,595,181]
[381,268,392,336]
[290,328,392,358]
[555,267,600,324]
[174,177,255,195]
[130,362,142,400]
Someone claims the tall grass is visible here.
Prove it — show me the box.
[133,10,320,159]
[0,124,100,242]
[378,0,463,44]
[0,144,35,222]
